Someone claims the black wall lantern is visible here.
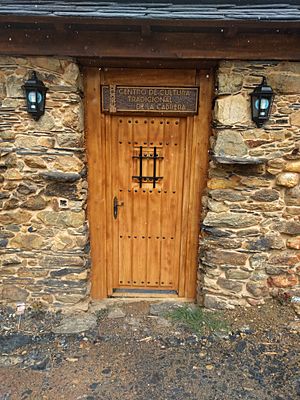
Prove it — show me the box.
[250,77,274,128]
[22,71,48,121]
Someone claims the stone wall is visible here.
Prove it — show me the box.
[1,57,299,311]
[200,61,300,309]
[0,56,89,309]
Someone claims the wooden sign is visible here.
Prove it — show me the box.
[101,85,199,115]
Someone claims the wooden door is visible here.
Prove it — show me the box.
[85,68,213,299]
[111,114,185,294]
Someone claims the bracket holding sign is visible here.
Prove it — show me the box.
[101,85,199,116]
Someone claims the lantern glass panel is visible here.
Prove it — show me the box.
[255,98,269,111]
[28,91,43,104]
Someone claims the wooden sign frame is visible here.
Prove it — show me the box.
[101,85,199,116]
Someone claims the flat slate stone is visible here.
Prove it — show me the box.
[213,155,266,165]
[52,314,97,334]
[40,171,81,183]
[155,317,172,327]
[149,302,183,317]
[0,334,32,353]
[107,308,126,319]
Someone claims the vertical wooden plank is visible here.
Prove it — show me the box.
[178,115,194,297]
[146,118,164,287]
[84,67,107,299]
[146,190,161,287]
[118,190,133,286]
[183,69,214,298]
[172,117,187,291]
[108,115,119,291]
[131,118,148,286]
[149,118,161,147]
[132,189,147,286]
[160,118,185,289]
[118,116,134,286]
[160,118,174,287]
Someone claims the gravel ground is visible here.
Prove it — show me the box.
[0,299,299,400]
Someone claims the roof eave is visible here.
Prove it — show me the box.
[0,14,299,29]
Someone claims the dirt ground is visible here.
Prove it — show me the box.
[0,299,299,400]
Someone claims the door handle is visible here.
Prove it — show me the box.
[113,196,124,219]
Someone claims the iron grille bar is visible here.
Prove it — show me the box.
[139,145,143,188]
[153,146,157,188]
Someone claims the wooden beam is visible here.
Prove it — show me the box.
[77,57,218,69]
[0,27,299,60]
[141,24,152,38]
[0,14,299,30]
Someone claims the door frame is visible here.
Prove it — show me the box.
[84,67,214,300]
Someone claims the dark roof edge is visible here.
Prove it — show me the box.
[1,14,299,27]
